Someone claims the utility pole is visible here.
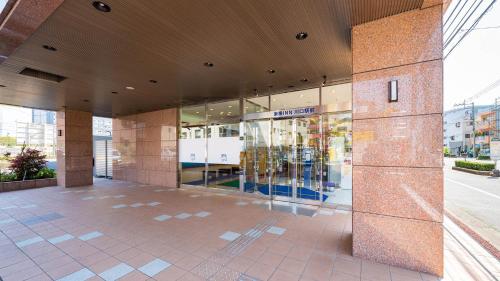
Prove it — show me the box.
[454,100,476,158]
[495,97,500,139]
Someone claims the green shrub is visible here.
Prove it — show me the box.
[35,167,56,179]
[477,155,491,160]
[9,145,47,180]
[0,171,17,182]
[455,160,495,171]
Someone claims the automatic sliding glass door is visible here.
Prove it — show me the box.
[271,119,295,202]
[296,116,323,204]
[244,120,270,194]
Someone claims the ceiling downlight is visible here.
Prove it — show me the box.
[296,32,308,40]
[42,45,57,51]
[92,1,111,12]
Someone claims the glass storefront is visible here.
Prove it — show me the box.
[179,83,352,209]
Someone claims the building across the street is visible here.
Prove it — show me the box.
[443,104,494,156]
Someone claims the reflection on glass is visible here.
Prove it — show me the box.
[206,100,242,190]
[180,105,206,186]
[245,96,269,114]
[244,120,270,194]
[271,88,319,110]
[271,119,294,200]
[296,116,322,202]
[322,112,352,208]
[322,83,352,111]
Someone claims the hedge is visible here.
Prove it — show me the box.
[477,155,491,160]
[455,160,495,171]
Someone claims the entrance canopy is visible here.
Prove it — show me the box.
[0,0,424,117]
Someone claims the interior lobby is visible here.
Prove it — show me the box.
[2,0,495,280]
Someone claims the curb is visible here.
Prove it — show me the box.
[445,210,500,260]
[451,166,492,176]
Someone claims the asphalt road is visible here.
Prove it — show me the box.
[444,158,500,250]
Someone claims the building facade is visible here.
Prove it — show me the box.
[0,0,447,277]
[443,105,493,156]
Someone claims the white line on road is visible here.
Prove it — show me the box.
[445,178,500,201]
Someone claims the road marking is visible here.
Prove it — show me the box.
[445,178,500,200]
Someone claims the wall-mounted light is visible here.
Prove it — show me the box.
[388,80,398,102]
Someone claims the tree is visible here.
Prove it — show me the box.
[9,145,47,180]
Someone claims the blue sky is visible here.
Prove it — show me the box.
[444,2,500,110]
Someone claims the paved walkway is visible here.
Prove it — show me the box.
[0,180,497,280]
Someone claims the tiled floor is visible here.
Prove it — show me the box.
[0,180,496,281]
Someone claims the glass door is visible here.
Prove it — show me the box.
[244,120,270,195]
[271,119,295,201]
[322,112,352,208]
[296,116,323,204]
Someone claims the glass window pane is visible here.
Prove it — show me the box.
[322,83,352,112]
[322,112,352,208]
[206,100,242,190]
[270,88,319,110]
[180,104,206,186]
[245,96,269,114]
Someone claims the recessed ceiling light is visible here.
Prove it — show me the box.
[228,105,232,108]
[300,78,308,82]
[42,45,57,51]
[92,1,111,12]
[149,80,158,83]
[288,85,294,88]
[268,69,276,74]
[195,111,200,114]
[209,108,214,111]
[83,99,90,102]
[125,86,135,90]
[0,85,6,88]
[296,32,308,40]
[111,91,118,94]
[300,94,304,98]
[272,98,276,102]
[204,62,214,67]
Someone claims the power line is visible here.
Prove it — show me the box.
[444,0,497,59]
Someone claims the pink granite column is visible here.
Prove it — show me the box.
[112,108,178,187]
[352,4,444,276]
[56,110,93,187]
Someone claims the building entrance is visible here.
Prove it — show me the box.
[245,115,325,205]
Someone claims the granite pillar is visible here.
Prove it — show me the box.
[112,108,178,187]
[352,4,444,276]
[56,110,93,187]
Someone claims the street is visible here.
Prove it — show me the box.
[444,158,500,250]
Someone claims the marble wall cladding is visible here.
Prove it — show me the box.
[353,60,443,120]
[421,0,443,8]
[352,4,443,276]
[352,114,443,168]
[352,5,442,74]
[56,110,93,187]
[353,212,443,276]
[353,166,443,222]
[113,108,178,187]
[0,0,64,63]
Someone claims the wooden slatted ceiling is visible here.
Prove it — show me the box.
[0,0,423,117]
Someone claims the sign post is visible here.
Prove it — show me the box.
[490,139,500,177]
